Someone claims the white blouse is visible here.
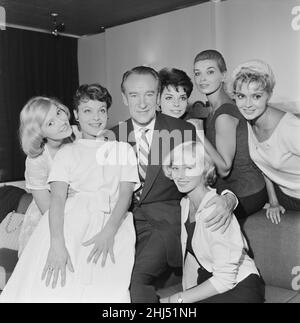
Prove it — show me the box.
[181,189,259,294]
[248,112,300,198]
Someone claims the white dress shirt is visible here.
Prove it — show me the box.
[181,188,259,294]
[132,118,156,162]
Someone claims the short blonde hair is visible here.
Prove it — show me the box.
[19,96,74,158]
[230,59,276,96]
[163,141,216,187]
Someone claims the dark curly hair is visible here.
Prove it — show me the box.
[73,83,112,111]
[158,68,193,98]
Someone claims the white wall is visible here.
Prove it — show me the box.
[78,33,107,85]
[79,1,215,127]
[216,0,300,113]
[78,0,300,126]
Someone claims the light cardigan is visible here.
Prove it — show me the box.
[181,189,259,294]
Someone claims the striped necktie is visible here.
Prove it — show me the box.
[138,128,149,181]
[134,128,149,202]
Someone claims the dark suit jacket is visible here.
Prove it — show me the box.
[110,113,196,267]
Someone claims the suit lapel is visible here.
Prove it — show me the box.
[117,119,137,154]
[126,119,137,152]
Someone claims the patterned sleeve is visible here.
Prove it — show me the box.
[25,153,49,190]
[47,145,72,184]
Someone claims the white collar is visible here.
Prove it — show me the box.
[132,117,156,133]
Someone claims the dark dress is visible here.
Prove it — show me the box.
[205,103,267,219]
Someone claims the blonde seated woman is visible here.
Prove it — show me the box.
[18,97,76,256]
[160,141,264,303]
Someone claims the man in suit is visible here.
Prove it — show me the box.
[111,66,237,303]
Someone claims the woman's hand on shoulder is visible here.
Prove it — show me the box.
[42,239,74,288]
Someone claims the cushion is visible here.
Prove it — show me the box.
[0,186,26,222]
[0,248,18,290]
[288,293,300,303]
[0,211,25,291]
[16,193,33,214]
[0,211,24,251]
[244,210,300,290]
[264,286,298,303]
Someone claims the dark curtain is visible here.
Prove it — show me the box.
[0,27,79,182]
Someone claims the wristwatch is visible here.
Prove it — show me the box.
[177,293,183,303]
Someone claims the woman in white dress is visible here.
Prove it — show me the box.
[0,84,139,303]
[18,97,76,256]
[231,60,300,224]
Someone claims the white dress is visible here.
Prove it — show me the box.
[0,139,139,303]
[18,145,53,256]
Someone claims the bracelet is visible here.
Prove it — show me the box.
[177,292,183,303]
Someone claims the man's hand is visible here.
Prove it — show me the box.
[203,193,236,233]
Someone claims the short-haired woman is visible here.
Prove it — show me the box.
[231,59,300,223]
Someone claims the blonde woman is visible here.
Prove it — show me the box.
[161,141,264,303]
[231,59,300,224]
[18,97,75,255]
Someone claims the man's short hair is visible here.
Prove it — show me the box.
[121,66,160,93]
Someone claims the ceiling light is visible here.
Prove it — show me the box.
[50,12,65,37]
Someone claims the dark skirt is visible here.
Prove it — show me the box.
[274,183,300,211]
[196,266,265,303]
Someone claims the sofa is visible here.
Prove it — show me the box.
[0,187,32,291]
[1,188,300,302]
[243,210,300,303]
